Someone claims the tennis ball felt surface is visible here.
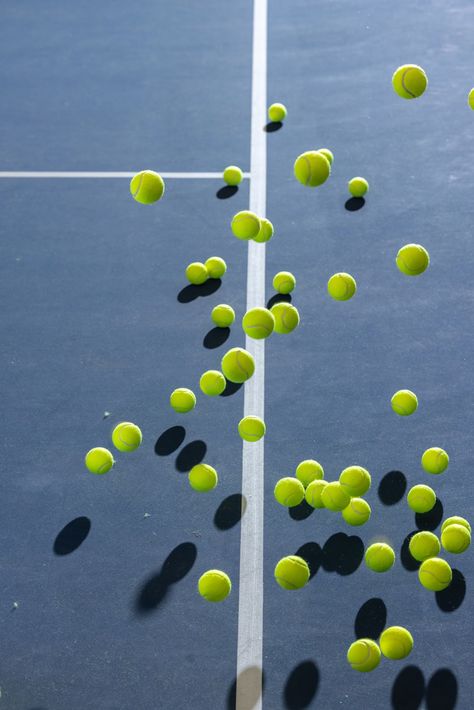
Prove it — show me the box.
[407,484,436,513]
[441,516,471,535]
[321,481,351,511]
[342,498,371,526]
[318,148,334,165]
[170,388,196,413]
[469,88,474,110]
[274,555,310,590]
[186,262,208,285]
[221,347,255,383]
[418,557,452,591]
[268,103,287,122]
[347,639,381,673]
[380,627,413,660]
[392,64,428,99]
[205,256,227,279]
[188,463,218,492]
[348,177,369,197]
[391,389,418,416]
[270,302,300,334]
[339,465,371,497]
[396,244,430,275]
[294,151,331,187]
[130,170,165,204]
[211,304,235,328]
[242,307,275,339]
[85,447,114,475]
[441,524,471,554]
[365,543,395,572]
[274,477,305,507]
[223,166,243,186]
[409,531,440,562]
[200,370,226,396]
[112,422,142,452]
[238,415,266,442]
[198,570,231,601]
[296,459,324,488]
[305,479,327,508]
[327,273,356,301]
[253,217,274,243]
[421,447,449,474]
[273,271,296,294]
[231,211,261,240]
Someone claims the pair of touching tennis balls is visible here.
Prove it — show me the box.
[347,626,414,673]
[186,256,227,285]
[85,422,143,474]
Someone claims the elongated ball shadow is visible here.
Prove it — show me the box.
[178,279,221,303]
[216,185,238,199]
[54,517,91,555]
[155,425,186,456]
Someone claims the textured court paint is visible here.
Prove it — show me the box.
[0,172,250,179]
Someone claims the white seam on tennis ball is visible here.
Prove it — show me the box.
[132,171,144,197]
[349,501,366,517]
[235,352,251,378]
[421,568,449,584]
[352,642,371,666]
[245,323,272,336]
[97,459,110,474]
[401,68,416,98]
[302,155,311,185]
[276,575,297,590]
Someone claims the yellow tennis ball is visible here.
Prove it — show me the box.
[274,477,305,507]
[408,531,441,562]
[380,626,413,660]
[294,150,331,187]
[231,210,261,240]
[273,271,296,294]
[441,516,471,535]
[418,557,452,591]
[242,307,275,339]
[221,347,255,383]
[205,256,227,279]
[421,447,449,474]
[268,103,287,122]
[223,166,243,186]
[188,463,218,492]
[396,244,430,275]
[391,389,418,416]
[253,217,274,243]
[392,64,428,99]
[274,555,310,590]
[295,459,324,488]
[170,388,196,413]
[111,422,142,452]
[238,415,266,442]
[318,148,334,165]
[186,262,208,285]
[327,273,357,301]
[469,88,474,110]
[270,302,300,334]
[347,639,381,672]
[348,177,369,197]
[198,570,231,601]
[200,370,226,396]
[407,484,436,514]
[342,498,372,526]
[339,465,371,497]
[130,170,165,204]
[211,304,235,328]
[365,543,395,572]
[441,524,471,554]
[305,480,327,508]
[85,447,115,475]
[321,481,351,511]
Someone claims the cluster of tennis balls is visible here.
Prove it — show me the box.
[185,256,227,286]
[85,422,143,475]
[347,627,414,672]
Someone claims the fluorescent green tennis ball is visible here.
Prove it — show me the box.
[85,447,114,475]
[274,555,310,590]
[348,177,369,198]
[391,389,418,416]
[318,148,334,165]
[392,64,428,99]
[270,302,300,334]
[407,484,436,514]
[242,307,275,339]
[296,460,324,488]
[441,516,471,535]
[320,481,351,511]
[231,210,261,240]
[238,415,266,442]
[253,217,274,243]
[274,477,305,507]
[342,498,371,526]
[347,639,381,673]
[469,88,474,110]
[294,150,331,187]
[221,347,255,383]
[365,543,395,572]
[223,165,243,186]
[380,626,413,660]
[111,422,142,452]
[186,262,208,285]
[273,271,296,294]
[418,557,452,591]
[396,244,430,275]
[205,256,227,279]
[421,447,449,474]
[339,465,371,497]
[305,481,327,509]
[268,103,287,122]
[130,170,165,204]
[198,570,231,601]
[199,370,226,396]
[409,531,440,562]
[211,304,235,328]
[441,524,471,554]
[188,463,218,492]
[170,388,196,413]
[327,273,357,301]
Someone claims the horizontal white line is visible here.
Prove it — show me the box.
[0,171,250,179]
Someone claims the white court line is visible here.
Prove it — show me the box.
[235,0,267,707]
[0,171,250,179]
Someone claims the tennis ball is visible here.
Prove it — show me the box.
[270,302,300,334]
[205,256,227,279]
[211,304,235,328]
[296,459,324,488]
[348,177,369,198]
[347,639,381,672]
[408,531,441,562]
[342,498,372,526]
[268,103,287,122]
[339,465,371,497]
[199,370,226,396]
[407,484,436,514]
[170,388,196,413]
[441,524,471,554]
[85,447,114,474]
[274,555,310,590]
[111,422,142,452]
[273,271,296,294]
[130,170,165,204]
[321,482,351,511]
[305,480,327,508]
[294,151,331,187]
[198,570,231,601]
[242,307,275,339]
[274,477,305,507]
[188,463,218,492]
[469,88,474,110]
[253,217,274,243]
[318,148,334,165]
[186,262,208,285]
[396,244,430,275]
[392,64,428,99]
[221,347,255,383]
[418,557,452,591]
[365,543,395,572]
[223,166,243,186]
[421,447,449,474]
[231,211,261,240]
[441,516,471,535]
[238,415,266,442]
[391,389,418,416]
[327,273,356,301]
[380,627,414,660]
